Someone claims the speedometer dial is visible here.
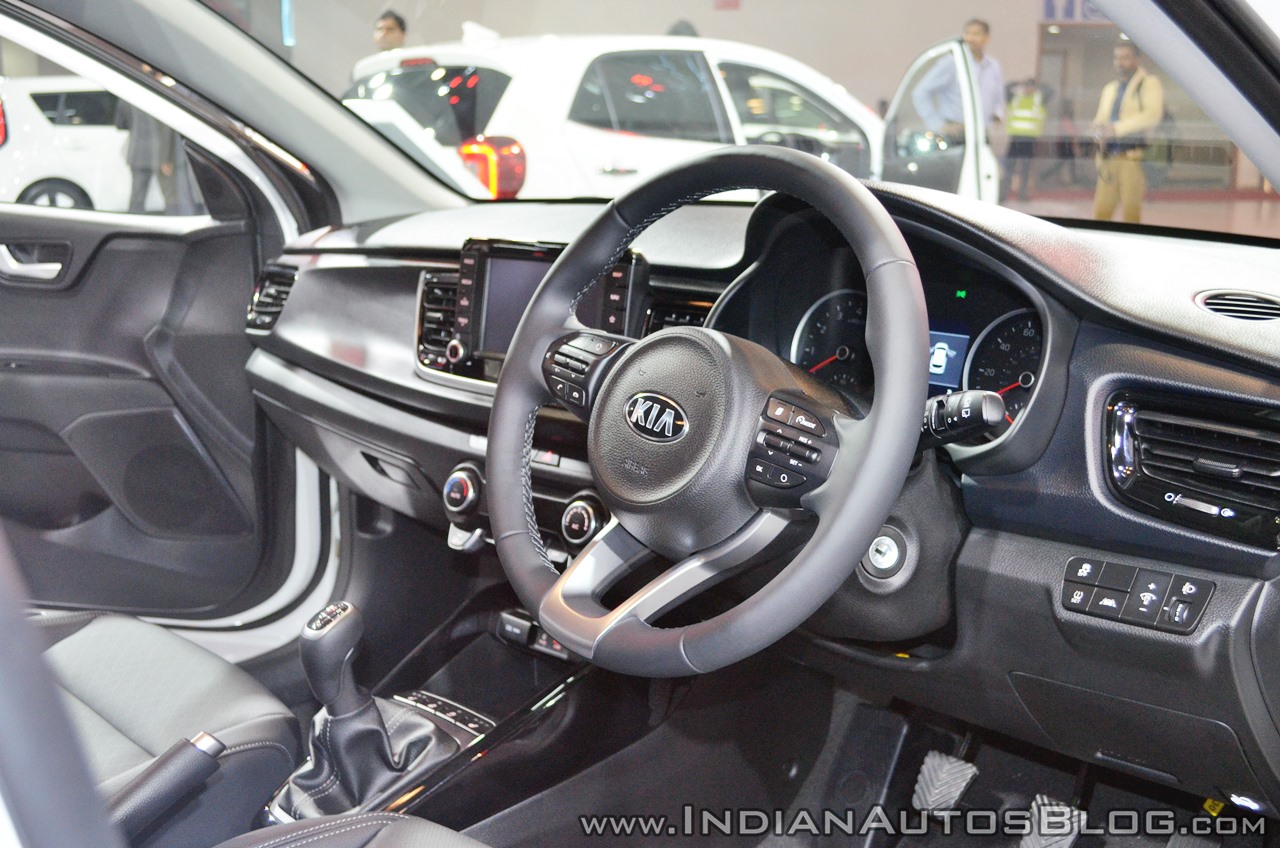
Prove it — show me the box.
[789,289,872,398]
[962,309,1043,431]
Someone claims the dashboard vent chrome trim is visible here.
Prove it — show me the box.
[247,263,299,331]
[1196,290,1280,321]
[1107,395,1280,549]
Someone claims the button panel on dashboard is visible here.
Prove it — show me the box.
[1062,558,1215,634]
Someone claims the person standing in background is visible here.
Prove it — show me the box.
[373,11,407,52]
[913,19,1005,150]
[1092,40,1164,223]
[1004,78,1047,201]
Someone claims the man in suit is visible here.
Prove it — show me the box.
[1091,40,1164,223]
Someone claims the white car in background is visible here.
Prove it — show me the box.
[0,75,129,209]
[346,35,886,200]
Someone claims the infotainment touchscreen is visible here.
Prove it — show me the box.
[477,256,554,356]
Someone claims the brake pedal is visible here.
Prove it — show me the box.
[911,750,978,813]
[1019,794,1086,848]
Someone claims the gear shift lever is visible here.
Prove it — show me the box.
[271,601,460,821]
[300,602,369,716]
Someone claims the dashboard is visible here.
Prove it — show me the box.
[245,183,1280,812]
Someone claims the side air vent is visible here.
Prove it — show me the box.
[417,270,461,366]
[1109,395,1280,549]
[1197,290,1280,321]
[642,299,715,336]
[247,263,299,331]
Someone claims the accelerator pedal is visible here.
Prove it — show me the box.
[911,750,978,813]
[1018,794,1086,848]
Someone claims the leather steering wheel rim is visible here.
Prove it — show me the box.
[487,146,929,677]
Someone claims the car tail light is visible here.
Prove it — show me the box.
[400,57,434,67]
[457,135,525,199]
[0,98,7,148]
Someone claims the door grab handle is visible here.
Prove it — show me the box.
[0,245,63,281]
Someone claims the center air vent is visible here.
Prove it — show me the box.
[247,263,299,331]
[1109,395,1280,549]
[1197,290,1280,321]
[643,299,714,336]
[416,270,461,367]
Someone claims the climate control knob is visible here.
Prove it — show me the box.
[442,468,480,515]
[561,498,602,546]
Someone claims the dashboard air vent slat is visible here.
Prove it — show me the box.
[247,263,299,330]
[418,273,460,352]
[1198,291,1280,321]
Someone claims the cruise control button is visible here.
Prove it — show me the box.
[1062,582,1094,612]
[1065,556,1102,586]
[1097,561,1138,592]
[1086,587,1126,619]
[747,458,777,485]
[771,467,805,488]
[1120,570,1172,624]
[766,398,795,425]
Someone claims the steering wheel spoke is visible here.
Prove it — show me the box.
[539,510,795,661]
[541,330,632,421]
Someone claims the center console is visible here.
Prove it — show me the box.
[416,239,646,383]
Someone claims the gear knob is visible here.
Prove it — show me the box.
[300,602,369,715]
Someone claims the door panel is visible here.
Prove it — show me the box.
[882,40,983,195]
[0,208,267,614]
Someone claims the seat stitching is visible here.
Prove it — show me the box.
[219,740,295,766]
[238,813,405,848]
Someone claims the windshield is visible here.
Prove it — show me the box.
[197,1,1278,239]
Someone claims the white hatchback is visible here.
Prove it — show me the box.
[347,35,886,201]
[0,75,131,209]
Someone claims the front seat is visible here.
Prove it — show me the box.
[28,609,302,848]
[1,547,489,848]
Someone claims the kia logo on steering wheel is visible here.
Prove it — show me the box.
[625,393,688,443]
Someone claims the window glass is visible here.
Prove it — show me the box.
[344,64,511,146]
[574,51,729,143]
[0,38,206,215]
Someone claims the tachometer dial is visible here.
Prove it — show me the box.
[789,289,872,398]
[962,309,1043,431]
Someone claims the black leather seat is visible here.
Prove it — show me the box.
[30,609,302,848]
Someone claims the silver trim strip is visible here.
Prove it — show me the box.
[0,245,61,281]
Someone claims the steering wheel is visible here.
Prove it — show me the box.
[487,147,928,677]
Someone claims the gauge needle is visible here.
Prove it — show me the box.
[996,381,1022,395]
[808,354,840,374]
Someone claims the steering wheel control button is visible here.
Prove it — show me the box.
[1096,561,1138,592]
[1062,583,1094,612]
[442,468,480,514]
[1086,587,1126,620]
[1119,570,1173,625]
[567,335,616,356]
[542,332,631,421]
[766,398,795,424]
[1065,556,1102,586]
[787,405,826,436]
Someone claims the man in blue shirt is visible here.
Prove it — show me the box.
[912,19,1006,147]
